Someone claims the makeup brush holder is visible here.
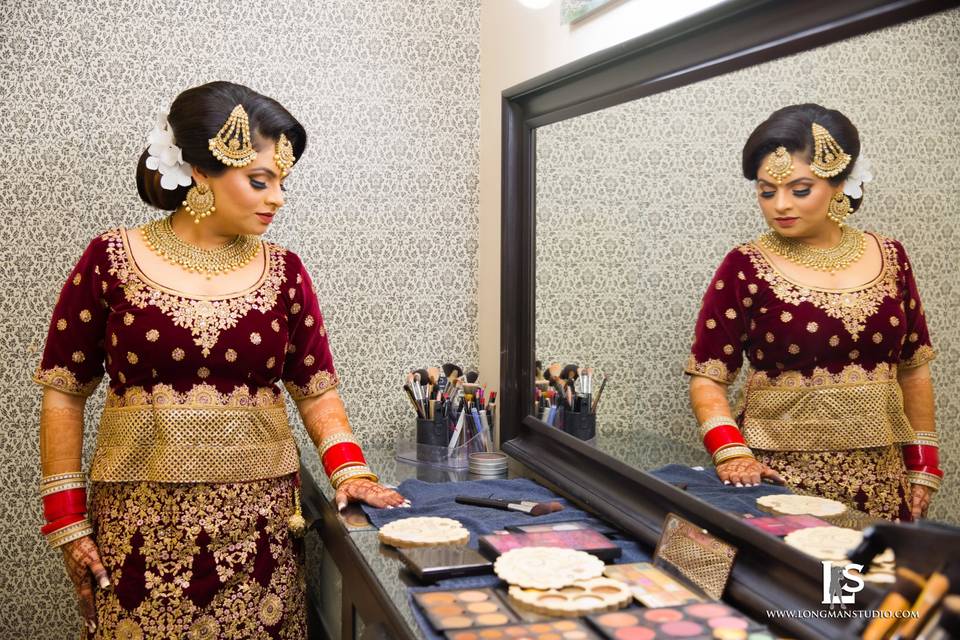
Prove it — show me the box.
[397,423,484,470]
[417,414,449,448]
[561,408,596,441]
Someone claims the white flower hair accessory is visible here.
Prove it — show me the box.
[842,157,873,199]
[145,107,193,191]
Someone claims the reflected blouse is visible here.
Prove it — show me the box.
[34,228,339,483]
[686,233,935,452]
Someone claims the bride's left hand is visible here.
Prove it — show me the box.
[336,478,409,511]
[909,483,934,520]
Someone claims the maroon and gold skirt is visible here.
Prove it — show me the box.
[755,445,912,521]
[89,475,306,639]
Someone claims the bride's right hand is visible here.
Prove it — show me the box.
[716,457,785,487]
[61,535,110,635]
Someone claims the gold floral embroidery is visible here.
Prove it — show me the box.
[780,311,792,323]
[172,348,185,361]
[901,344,935,369]
[33,365,101,396]
[872,332,883,344]
[198,367,210,379]
[807,322,818,333]
[225,348,237,362]
[80,309,92,322]
[250,332,262,345]
[285,369,339,401]
[748,283,758,294]
[724,308,737,320]
[123,312,134,325]
[908,332,919,343]
[756,350,764,360]
[715,280,724,290]
[146,329,159,342]
[114,619,144,640]
[104,230,288,358]
[788,344,800,355]
[743,297,753,307]
[829,335,840,347]
[106,383,282,408]
[849,350,860,359]
[266,357,276,369]
[111,333,118,346]
[705,319,717,329]
[57,319,67,331]
[684,355,737,384]
[740,236,900,341]
[90,478,305,638]
[765,332,774,343]
[288,287,296,299]
[71,351,85,363]
[118,372,127,384]
[73,273,82,286]
[304,315,315,327]
[890,316,900,327]
[290,303,301,314]
[127,352,138,365]
[722,344,734,355]
[754,447,907,520]
[303,355,315,366]
[271,319,281,332]
[318,326,327,337]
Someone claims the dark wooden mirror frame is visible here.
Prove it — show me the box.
[498,1,959,637]
[499,0,956,441]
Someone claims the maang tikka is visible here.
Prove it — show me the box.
[765,146,794,184]
[208,104,257,168]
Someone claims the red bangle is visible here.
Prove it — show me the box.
[903,444,940,470]
[322,442,367,477]
[703,425,747,457]
[40,513,86,536]
[42,488,87,522]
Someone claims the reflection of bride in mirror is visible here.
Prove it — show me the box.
[684,104,940,521]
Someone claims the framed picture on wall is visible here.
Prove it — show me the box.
[561,0,625,24]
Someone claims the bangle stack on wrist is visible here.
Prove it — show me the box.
[903,431,943,492]
[39,472,93,548]
[700,416,755,466]
[319,433,378,490]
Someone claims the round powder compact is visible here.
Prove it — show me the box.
[494,546,605,590]
[783,526,863,561]
[378,516,470,547]
[508,577,632,616]
[469,452,509,476]
[756,494,846,518]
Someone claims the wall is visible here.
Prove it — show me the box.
[479,0,730,435]
[0,1,479,636]
[534,10,960,521]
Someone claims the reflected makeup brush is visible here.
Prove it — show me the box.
[591,375,608,414]
[443,363,463,387]
[546,363,571,409]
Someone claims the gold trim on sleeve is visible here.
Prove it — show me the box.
[684,355,737,384]
[285,370,340,401]
[900,344,935,369]
[33,366,102,397]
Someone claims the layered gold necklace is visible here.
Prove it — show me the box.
[759,226,865,274]
[141,216,261,279]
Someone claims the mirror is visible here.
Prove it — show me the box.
[533,8,959,521]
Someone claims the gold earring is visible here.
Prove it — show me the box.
[208,104,257,168]
[183,183,216,224]
[811,123,851,178]
[274,133,296,178]
[827,192,853,226]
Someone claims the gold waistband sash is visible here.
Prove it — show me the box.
[740,378,914,452]
[90,404,299,483]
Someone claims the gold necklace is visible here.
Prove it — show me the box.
[141,216,261,279]
[759,226,866,274]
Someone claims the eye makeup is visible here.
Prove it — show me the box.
[602,563,704,608]
[587,603,770,639]
[444,619,601,639]
[414,588,518,631]
[479,529,621,561]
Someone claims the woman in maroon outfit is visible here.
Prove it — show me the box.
[35,81,406,638]
[685,104,942,521]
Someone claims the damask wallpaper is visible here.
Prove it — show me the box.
[1,1,479,637]
[536,10,960,521]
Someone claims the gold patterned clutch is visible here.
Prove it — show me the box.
[653,513,737,600]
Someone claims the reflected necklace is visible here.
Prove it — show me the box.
[141,215,261,279]
[759,226,865,274]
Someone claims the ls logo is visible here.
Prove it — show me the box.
[822,561,865,605]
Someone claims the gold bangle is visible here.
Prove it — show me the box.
[906,470,942,492]
[328,461,366,477]
[909,431,939,447]
[713,445,755,466]
[40,471,86,487]
[39,481,87,497]
[330,465,378,490]
[319,432,360,459]
[698,416,739,439]
[46,519,94,548]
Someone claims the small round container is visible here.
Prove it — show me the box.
[469,452,508,476]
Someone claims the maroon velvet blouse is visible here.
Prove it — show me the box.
[685,233,935,452]
[33,228,339,483]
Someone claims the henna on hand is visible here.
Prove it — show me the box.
[716,458,784,487]
[61,536,109,634]
[335,478,408,510]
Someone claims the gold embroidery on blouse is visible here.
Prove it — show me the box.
[748,283,758,294]
[271,319,281,332]
[33,365,101,396]
[684,355,737,384]
[829,335,840,347]
[849,350,860,359]
[715,280,724,290]
[123,312,134,325]
[780,311,792,323]
[80,309,92,322]
[304,315,315,327]
[290,303,301,314]
[807,322,818,333]
[725,308,737,320]
[172,348,185,361]
[106,383,281,408]
[738,364,913,451]
[706,319,717,329]
[266,357,276,369]
[788,344,800,355]
[901,344,935,369]
[198,367,210,379]
[872,332,883,344]
[146,329,159,342]
[103,229,288,358]
[740,235,899,341]
[723,344,734,355]
[250,332,262,345]
[225,348,237,362]
[73,273,82,285]
[284,370,339,401]
[72,351,85,363]
[890,316,900,327]
[127,352,138,364]
[56,319,67,331]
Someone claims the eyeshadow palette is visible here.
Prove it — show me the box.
[445,619,601,639]
[480,529,621,560]
[414,588,518,631]
[588,603,770,640]
[506,520,618,535]
[602,563,705,608]
[508,577,633,616]
[741,514,831,537]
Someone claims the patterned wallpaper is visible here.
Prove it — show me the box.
[1,1,479,637]
[535,10,960,522]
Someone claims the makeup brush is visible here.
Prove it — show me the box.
[442,363,463,385]
[862,567,926,640]
[591,375,608,414]
[455,495,564,516]
[427,366,441,385]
